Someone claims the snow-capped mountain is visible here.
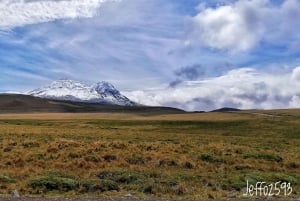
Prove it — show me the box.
[28,79,136,106]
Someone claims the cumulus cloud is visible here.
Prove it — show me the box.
[188,0,300,52]
[0,0,116,29]
[125,66,300,111]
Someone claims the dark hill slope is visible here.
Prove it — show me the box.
[211,107,241,112]
[0,94,185,114]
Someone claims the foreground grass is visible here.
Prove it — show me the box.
[0,111,299,199]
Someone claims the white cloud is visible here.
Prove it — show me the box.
[0,0,116,29]
[124,66,300,111]
[290,95,300,108]
[188,0,300,52]
[291,66,300,83]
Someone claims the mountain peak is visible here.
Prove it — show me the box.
[92,81,120,95]
[50,79,88,89]
[29,79,136,106]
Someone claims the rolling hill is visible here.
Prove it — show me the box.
[0,94,185,114]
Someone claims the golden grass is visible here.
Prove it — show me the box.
[0,111,267,120]
[0,110,299,199]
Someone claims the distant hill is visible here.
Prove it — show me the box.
[0,94,185,114]
[211,107,241,112]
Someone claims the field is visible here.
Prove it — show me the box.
[0,110,299,199]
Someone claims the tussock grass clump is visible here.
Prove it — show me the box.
[97,170,142,185]
[84,155,101,163]
[199,153,223,163]
[141,184,154,194]
[96,179,120,191]
[243,153,283,162]
[182,161,194,169]
[103,154,117,162]
[82,179,120,192]
[287,162,299,169]
[68,152,82,159]
[3,147,13,152]
[22,142,40,148]
[158,159,178,167]
[125,155,147,165]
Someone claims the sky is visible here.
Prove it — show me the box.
[0,0,300,111]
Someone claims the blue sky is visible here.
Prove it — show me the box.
[1,0,300,110]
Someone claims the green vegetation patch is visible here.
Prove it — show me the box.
[28,171,79,192]
[0,175,17,183]
[29,176,78,192]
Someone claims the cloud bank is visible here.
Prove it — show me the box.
[0,0,115,29]
[188,0,300,52]
[125,66,300,111]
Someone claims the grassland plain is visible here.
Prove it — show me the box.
[0,110,299,200]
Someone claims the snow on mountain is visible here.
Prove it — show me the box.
[28,79,136,106]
